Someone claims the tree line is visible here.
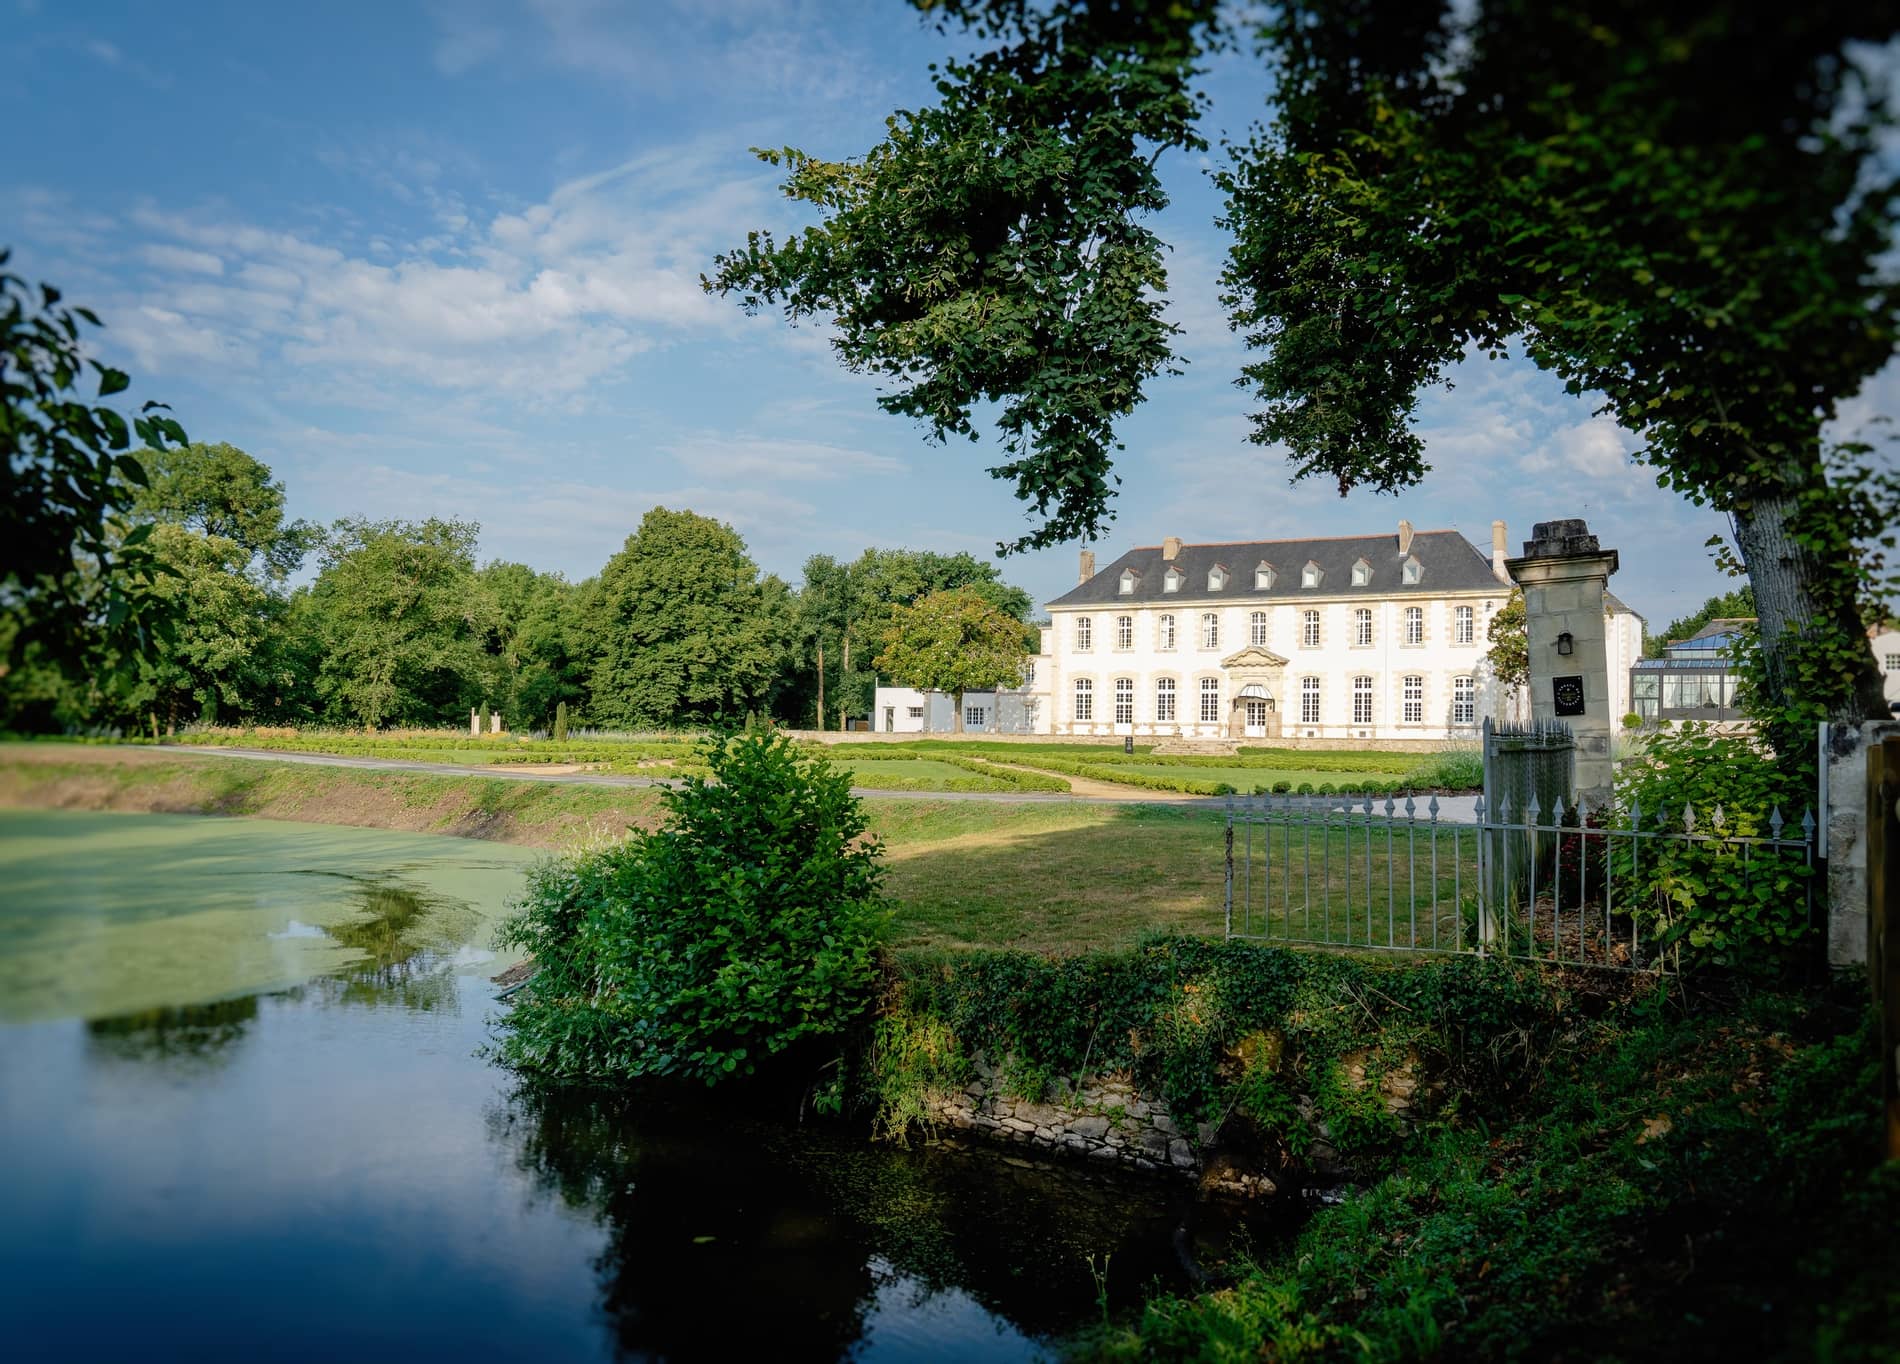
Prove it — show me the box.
[0,437,1039,736]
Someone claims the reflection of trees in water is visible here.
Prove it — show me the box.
[300,876,474,1012]
[491,1085,877,1363]
[86,995,260,1066]
[488,1082,1270,1361]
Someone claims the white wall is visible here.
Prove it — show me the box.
[1043,592,1509,741]
[1874,629,1900,706]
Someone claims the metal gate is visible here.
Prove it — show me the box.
[1224,791,1817,970]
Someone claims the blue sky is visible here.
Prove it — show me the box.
[8,0,1894,628]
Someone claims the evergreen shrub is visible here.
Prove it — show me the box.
[553,700,568,741]
[494,730,889,1084]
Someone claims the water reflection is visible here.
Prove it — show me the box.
[492,1084,1280,1361]
[85,995,260,1067]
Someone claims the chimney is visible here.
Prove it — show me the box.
[1491,520,1509,581]
[1078,549,1096,584]
[1162,536,1182,562]
[1397,519,1415,556]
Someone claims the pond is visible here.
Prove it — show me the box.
[0,810,1281,1361]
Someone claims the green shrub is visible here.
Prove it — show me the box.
[1412,743,1484,790]
[1296,782,1314,795]
[494,730,889,1084]
[1608,723,1811,971]
[1272,780,1292,794]
[553,700,568,741]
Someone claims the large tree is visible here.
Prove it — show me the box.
[588,507,792,728]
[126,441,315,583]
[710,1,1899,750]
[303,518,492,729]
[874,586,1028,732]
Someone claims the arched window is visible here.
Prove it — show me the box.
[1115,614,1133,650]
[1453,675,1476,725]
[1302,610,1321,648]
[1073,677,1094,722]
[1155,677,1177,722]
[1402,674,1425,723]
[1114,677,1134,724]
[1455,604,1475,644]
[1352,675,1375,725]
[1249,611,1268,647]
[1199,676,1220,722]
[1404,606,1423,645]
[1075,616,1093,652]
[1354,608,1373,646]
[1201,613,1220,650]
[1158,613,1176,650]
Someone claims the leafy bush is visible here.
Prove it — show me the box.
[1607,723,1812,971]
[1271,780,1292,794]
[1412,743,1484,790]
[494,730,889,1084]
[553,700,568,741]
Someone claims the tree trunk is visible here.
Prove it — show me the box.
[1730,481,1888,755]
[839,633,850,731]
[953,689,965,733]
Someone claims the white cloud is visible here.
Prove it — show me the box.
[1523,414,1638,482]
[139,244,224,276]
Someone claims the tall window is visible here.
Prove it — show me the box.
[1114,677,1134,724]
[1022,662,1035,687]
[1249,611,1268,647]
[1073,677,1093,721]
[1402,674,1424,724]
[1115,615,1133,650]
[1302,610,1321,647]
[1199,677,1220,722]
[1352,675,1374,725]
[1354,608,1373,646]
[1076,616,1093,652]
[1155,677,1176,722]
[1453,675,1475,725]
[1201,612,1220,650]
[1158,613,1176,650]
[1300,676,1321,724]
[1455,604,1475,644]
[1404,606,1423,645]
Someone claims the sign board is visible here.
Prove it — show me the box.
[1552,675,1586,717]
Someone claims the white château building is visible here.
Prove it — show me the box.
[1023,521,1642,743]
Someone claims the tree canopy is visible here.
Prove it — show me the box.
[127,441,315,583]
[874,586,1029,731]
[2,251,186,682]
[710,0,1900,745]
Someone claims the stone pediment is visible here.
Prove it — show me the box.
[1220,645,1289,670]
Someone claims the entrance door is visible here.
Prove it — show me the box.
[1244,699,1268,738]
[884,707,894,732]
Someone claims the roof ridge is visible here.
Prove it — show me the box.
[1125,529,1467,550]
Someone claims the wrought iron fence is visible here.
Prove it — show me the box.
[1224,791,1817,971]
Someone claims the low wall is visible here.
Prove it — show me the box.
[924,1051,1423,1199]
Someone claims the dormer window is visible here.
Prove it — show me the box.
[1301,561,1322,589]
[1118,568,1138,596]
[1255,562,1276,590]
[1401,556,1423,585]
[1163,566,1184,594]
[1207,564,1228,592]
[1351,558,1372,587]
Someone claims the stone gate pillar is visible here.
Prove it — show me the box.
[1505,519,1620,813]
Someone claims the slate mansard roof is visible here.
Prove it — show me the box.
[1046,531,1505,610]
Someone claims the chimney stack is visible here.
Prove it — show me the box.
[1078,549,1096,584]
[1397,519,1415,556]
[1491,520,1509,581]
[1162,536,1182,562]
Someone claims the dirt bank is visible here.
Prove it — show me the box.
[0,744,665,850]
